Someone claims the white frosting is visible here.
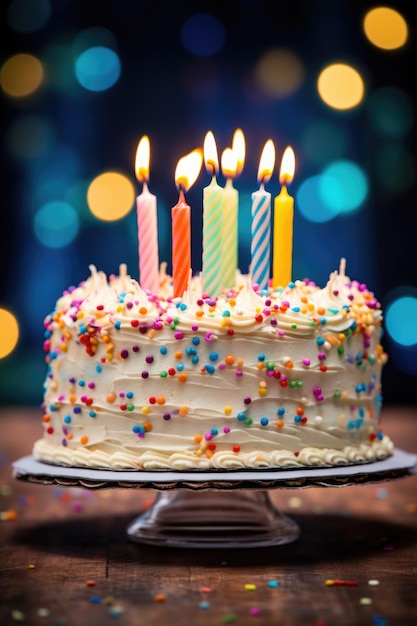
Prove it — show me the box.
[34,260,392,471]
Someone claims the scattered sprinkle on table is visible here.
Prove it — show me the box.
[86,580,96,586]
[90,596,102,604]
[199,601,210,610]
[267,580,279,588]
[360,597,373,605]
[221,614,237,623]
[244,583,257,591]
[109,605,124,616]
[368,579,380,586]
[11,610,25,621]
[249,607,261,616]
[155,594,166,602]
[325,579,358,587]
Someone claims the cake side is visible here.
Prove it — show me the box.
[33,261,393,470]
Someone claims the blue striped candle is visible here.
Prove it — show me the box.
[250,139,275,292]
[251,184,271,292]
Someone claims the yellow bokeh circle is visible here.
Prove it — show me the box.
[363,7,408,50]
[0,309,19,359]
[87,172,135,221]
[317,63,364,111]
[0,53,44,98]
[255,48,305,99]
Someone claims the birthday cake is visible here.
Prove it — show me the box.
[33,259,393,470]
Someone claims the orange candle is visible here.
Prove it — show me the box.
[172,149,203,298]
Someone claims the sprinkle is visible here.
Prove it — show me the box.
[11,610,25,621]
[244,584,257,590]
[155,594,166,602]
[221,614,237,623]
[90,596,102,603]
[325,579,358,586]
[249,607,261,616]
[199,601,210,609]
[267,580,279,588]
[368,579,380,586]
[109,606,125,617]
[359,597,373,605]
[86,580,96,586]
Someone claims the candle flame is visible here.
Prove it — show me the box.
[135,135,150,183]
[221,148,238,179]
[279,146,295,185]
[257,139,275,184]
[175,149,203,192]
[232,128,246,176]
[203,131,219,175]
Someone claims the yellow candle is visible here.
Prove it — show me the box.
[273,146,296,289]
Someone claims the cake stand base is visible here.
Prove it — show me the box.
[13,450,417,549]
[127,489,300,548]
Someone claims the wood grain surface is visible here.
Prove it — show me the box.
[1,407,416,626]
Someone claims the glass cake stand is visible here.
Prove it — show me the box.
[12,449,417,548]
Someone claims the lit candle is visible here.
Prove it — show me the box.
[202,131,223,298]
[172,148,203,298]
[273,146,296,288]
[135,136,159,293]
[220,129,246,290]
[251,140,275,292]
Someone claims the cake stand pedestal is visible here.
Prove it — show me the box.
[12,449,417,549]
[127,489,300,548]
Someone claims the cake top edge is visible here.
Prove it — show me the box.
[46,258,382,338]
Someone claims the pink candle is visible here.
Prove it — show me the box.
[135,136,159,293]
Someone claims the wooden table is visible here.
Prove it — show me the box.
[1,407,416,626]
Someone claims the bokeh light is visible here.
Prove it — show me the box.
[321,161,368,214]
[297,161,368,223]
[363,7,408,50]
[385,293,417,347]
[367,87,414,139]
[254,48,305,99]
[0,309,20,359]
[297,175,339,223]
[72,27,119,56]
[317,63,364,111]
[7,0,51,34]
[87,172,135,221]
[181,13,226,57]
[5,115,55,161]
[301,120,349,167]
[75,46,121,92]
[375,143,416,193]
[34,201,80,248]
[0,53,44,98]
[29,148,81,211]
[65,180,93,222]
